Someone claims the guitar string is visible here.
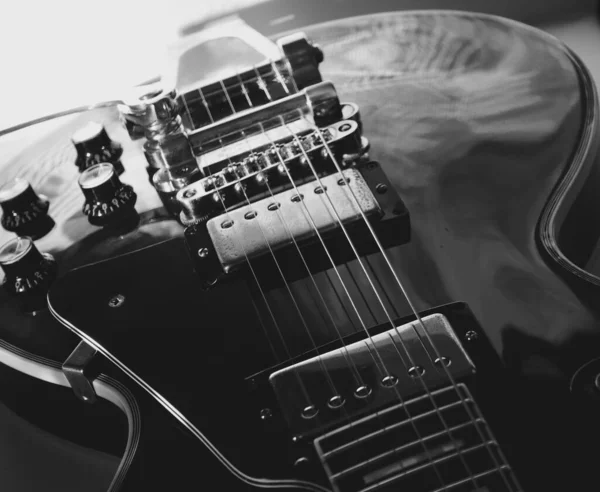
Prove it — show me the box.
[212,69,447,490]
[200,82,350,425]
[275,60,492,490]
[188,68,485,490]
[190,64,492,491]
[213,78,352,412]
[278,115,479,492]
[181,89,318,416]
[246,67,452,490]
[308,120,514,489]
[232,74,365,388]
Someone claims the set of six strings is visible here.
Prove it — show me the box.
[181,59,517,492]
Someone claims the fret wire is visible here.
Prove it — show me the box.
[356,440,497,492]
[321,397,469,459]
[429,467,521,492]
[330,418,488,480]
[309,118,515,490]
[247,70,451,487]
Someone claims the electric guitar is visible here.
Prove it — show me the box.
[1,10,600,492]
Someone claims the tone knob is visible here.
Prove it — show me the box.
[79,163,138,229]
[0,236,57,313]
[72,122,124,174]
[0,178,55,239]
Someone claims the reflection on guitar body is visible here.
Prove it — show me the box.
[1,10,600,492]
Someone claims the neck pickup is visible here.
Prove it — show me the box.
[314,384,521,492]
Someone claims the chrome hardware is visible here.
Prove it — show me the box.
[178,119,361,225]
[62,341,98,404]
[108,294,126,308]
[269,313,475,436]
[186,81,341,153]
[205,168,379,273]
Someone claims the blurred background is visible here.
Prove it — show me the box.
[1,0,599,132]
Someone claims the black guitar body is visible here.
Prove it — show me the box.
[4,10,600,492]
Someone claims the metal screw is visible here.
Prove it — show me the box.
[198,248,209,258]
[376,183,388,194]
[259,408,272,420]
[465,330,478,342]
[183,188,197,199]
[338,123,351,132]
[108,294,125,308]
[294,457,310,467]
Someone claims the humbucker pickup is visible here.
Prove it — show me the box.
[269,313,475,437]
[183,161,411,288]
[207,168,380,273]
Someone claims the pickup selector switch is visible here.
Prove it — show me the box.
[79,163,138,229]
[0,178,55,239]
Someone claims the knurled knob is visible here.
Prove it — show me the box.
[0,236,57,313]
[72,122,124,174]
[0,178,55,239]
[78,163,138,229]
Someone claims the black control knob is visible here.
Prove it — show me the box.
[79,163,138,229]
[72,122,124,174]
[0,236,57,313]
[0,178,55,239]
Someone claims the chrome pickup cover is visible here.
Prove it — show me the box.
[206,168,380,273]
[269,313,475,437]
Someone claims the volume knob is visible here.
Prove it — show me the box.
[0,178,55,239]
[79,163,138,229]
[0,236,57,313]
[72,122,124,174]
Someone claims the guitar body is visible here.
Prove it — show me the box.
[2,10,600,492]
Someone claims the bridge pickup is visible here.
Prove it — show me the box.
[183,161,410,288]
[208,168,379,272]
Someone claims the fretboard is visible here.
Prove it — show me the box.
[314,384,522,492]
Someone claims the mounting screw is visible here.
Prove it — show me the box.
[108,294,125,308]
[294,457,310,467]
[183,188,197,199]
[198,247,209,258]
[260,408,272,420]
[376,183,388,194]
[465,330,478,342]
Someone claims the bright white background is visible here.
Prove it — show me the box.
[0,0,267,131]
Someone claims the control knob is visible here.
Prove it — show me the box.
[0,236,57,313]
[72,122,124,174]
[79,163,138,229]
[0,178,55,239]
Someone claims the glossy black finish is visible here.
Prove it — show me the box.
[4,10,600,492]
